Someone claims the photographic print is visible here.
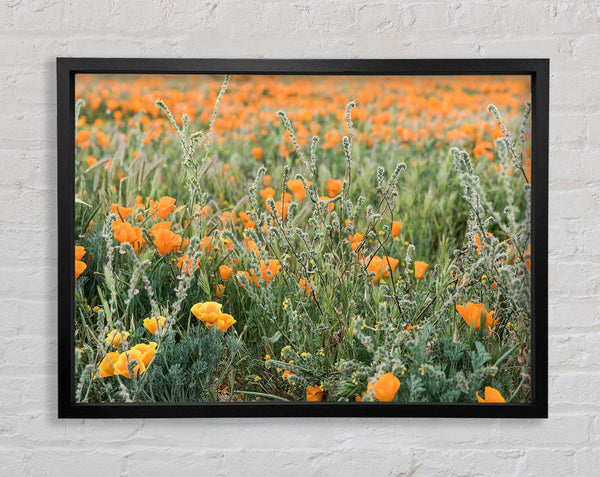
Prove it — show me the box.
[59,59,548,417]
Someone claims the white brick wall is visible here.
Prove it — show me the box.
[1,0,598,475]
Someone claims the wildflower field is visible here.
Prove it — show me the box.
[73,73,532,404]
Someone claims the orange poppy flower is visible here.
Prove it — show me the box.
[236,271,254,288]
[176,255,200,275]
[75,260,87,280]
[219,265,233,281]
[306,384,325,402]
[474,232,493,253]
[238,211,256,229]
[391,221,402,237]
[473,140,494,161]
[524,244,531,271]
[260,187,275,202]
[243,236,260,257]
[414,261,428,279]
[110,203,132,221]
[112,221,145,252]
[75,245,85,260]
[129,342,157,366]
[135,195,147,211]
[326,179,343,197]
[210,313,236,332]
[150,221,172,235]
[97,130,109,148]
[258,259,281,283]
[456,302,500,332]
[200,236,212,254]
[268,200,289,220]
[195,204,210,219]
[381,256,399,279]
[287,179,312,201]
[317,196,334,214]
[150,196,176,219]
[367,256,384,282]
[263,175,272,187]
[299,278,314,297]
[349,233,364,251]
[76,130,91,146]
[283,370,294,380]
[476,386,505,403]
[191,301,223,324]
[252,147,263,160]
[114,349,146,378]
[221,211,237,225]
[143,316,166,335]
[368,373,400,402]
[97,351,120,378]
[215,283,225,299]
[151,228,183,255]
[105,330,129,347]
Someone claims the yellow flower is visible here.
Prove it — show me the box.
[368,372,400,402]
[105,330,129,347]
[143,316,166,335]
[191,301,223,323]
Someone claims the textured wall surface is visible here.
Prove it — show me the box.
[1,0,599,475]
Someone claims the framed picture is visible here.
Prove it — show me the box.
[58,58,548,418]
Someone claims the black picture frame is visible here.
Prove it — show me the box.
[58,58,549,419]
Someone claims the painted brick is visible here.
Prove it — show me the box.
[1,0,599,475]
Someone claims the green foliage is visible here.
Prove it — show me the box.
[143,326,241,402]
[74,75,532,404]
